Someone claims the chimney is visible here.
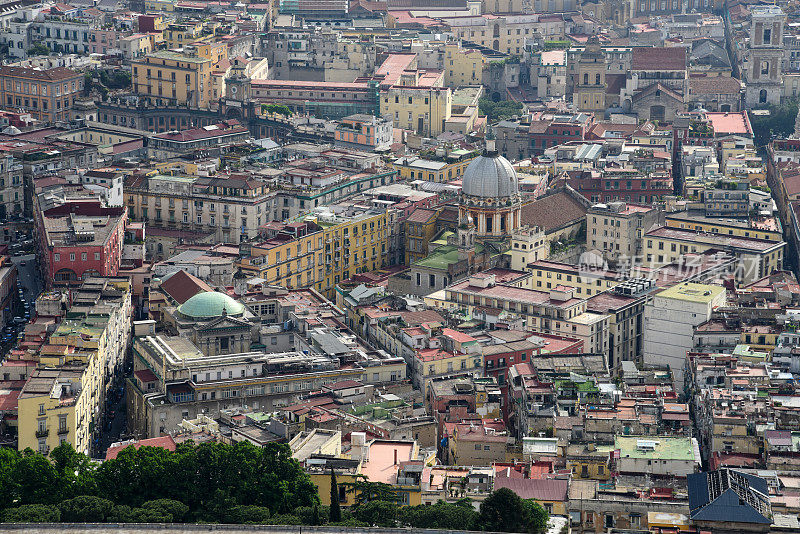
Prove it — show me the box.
[393,449,398,465]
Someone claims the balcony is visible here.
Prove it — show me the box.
[57,427,69,435]
[35,428,49,438]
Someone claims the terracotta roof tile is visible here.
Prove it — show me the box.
[689,76,741,95]
[632,47,687,71]
[520,189,587,233]
[159,270,214,304]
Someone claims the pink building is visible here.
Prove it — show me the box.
[36,198,127,287]
[89,29,118,55]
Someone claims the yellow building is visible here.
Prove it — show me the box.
[405,209,440,265]
[566,443,613,480]
[118,33,155,59]
[443,43,486,88]
[575,40,608,114]
[411,330,483,390]
[238,226,320,291]
[664,213,782,242]
[189,38,227,64]
[509,226,548,271]
[163,22,203,48]
[144,0,174,10]
[741,326,779,352]
[381,85,452,137]
[527,260,621,297]
[17,278,131,456]
[643,227,784,284]
[710,414,760,456]
[448,422,509,466]
[18,367,95,456]
[237,210,389,298]
[310,468,361,507]
[391,151,476,183]
[132,49,214,108]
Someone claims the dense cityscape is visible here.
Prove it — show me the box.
[1,0,800,532]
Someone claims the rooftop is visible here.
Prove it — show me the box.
[615,435,696,461]
[655,282,726,304]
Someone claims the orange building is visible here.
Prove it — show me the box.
[334,113,393,151]
[0,66,84,124]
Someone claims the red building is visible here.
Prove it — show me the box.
[528,113,596,154]
[36,198,127,287]
[566,168,674,204]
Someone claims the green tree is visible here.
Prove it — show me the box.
[14,450,61,505]
[3,504,60,523]
[329,469,341,522]
[0,448,20,509]
[295,505,327,525]
[108,505,172,523]
[749,98,799,147]
[51,443,97,500]
[140,499,189,522]
[479,98,524,122]
[478,488,528,533]
[261,104,293,117]
[341,477,397,505]
[27,44,51,56]
[400,500,478,530]
[353,500,398,527]
[58,496,115,523]
[522,499,549,534]
[224,505,272,524]
[2,441,318,524]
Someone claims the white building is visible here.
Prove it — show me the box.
[643,283,726,392]
[615,436,701,477]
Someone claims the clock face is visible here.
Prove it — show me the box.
[231,86,238,95]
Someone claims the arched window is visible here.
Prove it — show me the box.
[583,73,589,85]
[596,73,601,84]
[54,268,78,283]
[759,89,767,103]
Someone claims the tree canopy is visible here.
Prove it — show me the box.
[749,98,799,147]
[1,443,548,531]
[477,488,549,534]
[1,441,318,523]
[479,98,524,122]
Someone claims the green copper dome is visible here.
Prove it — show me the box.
[178,291,245,319]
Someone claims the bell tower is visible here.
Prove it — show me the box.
[745,5,785,107]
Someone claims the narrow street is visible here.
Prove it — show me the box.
[10,253,43,301]
[96,386,128,458]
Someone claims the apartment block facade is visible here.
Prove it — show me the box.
[0,65,84,124]
[132,49,214,108]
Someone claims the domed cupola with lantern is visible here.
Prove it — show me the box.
[459,127,522,240]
